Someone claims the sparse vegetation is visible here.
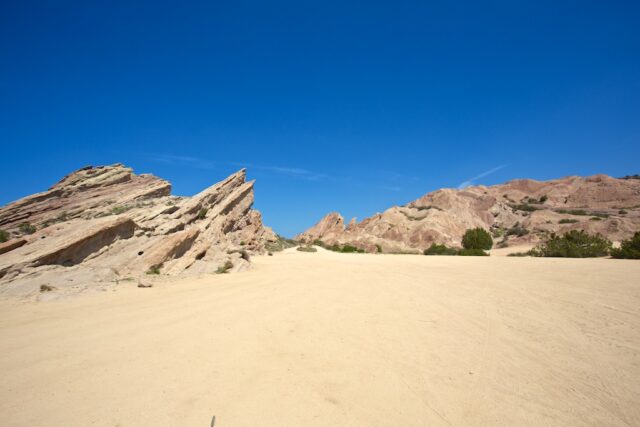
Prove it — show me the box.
[264,235,297,252]
[462,228,493,250]
[19,223,36,235]
[619,209,628,215]
[414,205,443,211]
[590,217,602,221]
[505,224,529,237]
[375,244,383,253]
[40,284,55,292]
[0,229,8,243]
[532,230,612,258]
[423,243,458,256]
[556,209,587,216]
[539,195,548,203]
[196,208,208,220]
[458,248,489,256]
[611,232,640,259]
[620,174,640,180]
[559,219,579,224]
[111,205,130,215]
[146,265,161,275]
[510,203,539,212]
[297,245,317,252]
[335,244,365,253]
[216,260,234,274]
[240,240,246,246]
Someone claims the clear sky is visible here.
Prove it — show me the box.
[1,1,639,237]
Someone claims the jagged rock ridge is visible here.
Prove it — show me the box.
[296,174,640,253]
[0,164,277,296]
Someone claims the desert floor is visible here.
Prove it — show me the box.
[1,248,639,427]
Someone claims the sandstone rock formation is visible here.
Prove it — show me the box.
[0,164,277,296]
[297,174,640,253]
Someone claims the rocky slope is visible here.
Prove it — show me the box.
[297,174,640,253]
[0,164,277,296]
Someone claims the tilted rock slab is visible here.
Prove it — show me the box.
[297,174,640,253]
[0,164,277,296]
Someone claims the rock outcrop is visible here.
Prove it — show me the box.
[296,174,640,253]
[0,164,277,296]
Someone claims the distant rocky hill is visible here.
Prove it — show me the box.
[0,164,277,296]
[296,174,640,253]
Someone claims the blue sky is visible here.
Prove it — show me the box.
[1,1,639,237]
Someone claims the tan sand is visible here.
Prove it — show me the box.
[1,248,639,426]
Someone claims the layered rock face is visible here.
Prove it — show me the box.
[297,174,640,253]
[0,164,277,296]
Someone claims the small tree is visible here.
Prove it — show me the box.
[534,230,611,258]
[424,243,457,256]
[611,232,640,259]
[462,228,493,250]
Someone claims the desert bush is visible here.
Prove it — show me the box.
[340,244,364,253]
[40,284,55,292]
[619,209,628,215]
[458,248,489,256]
[534,230,612,258]
[505,224,529,237]
[424,243,458,256]
[0,229,8,243]
[111,205,131,215]
[559,219,579,224]
[19,223,36,235]
[556,209,587,216]
[510,203,539,212]
[462,228,493,250]
[375,244,383,253]
[146,265,161,275]
[297,245,317,252]
[539,195,548,203]
[610,232,640,259]
[216,260,234,274]
[590,217,602,221]
[196,208,208,220]
[621,174,640,180]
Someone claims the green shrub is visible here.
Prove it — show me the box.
[556,209,587,216]
[340,244,364,253]
[19,223,36,235]
[534,230,612,258]
[619,209,628,215]
[146,265,161,275]
[458,248,489,256]
[297,245,317,252]
[505,225,529,237]
[424,243,458,256]
[375,244,383,253]
[111,205,130,215]
[216,260,234,274]
[0,229,8,243]
[610,232,640,259]
[559,219,579,224]
[196,208,208,220]
[590,217,602,221]
[511,203,539,212]
[462,228,493,250]
[539,195,548,203]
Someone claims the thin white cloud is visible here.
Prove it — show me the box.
[458,165,507,189]
[148,154,327,181]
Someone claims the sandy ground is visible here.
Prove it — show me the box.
[1,248,639,427]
